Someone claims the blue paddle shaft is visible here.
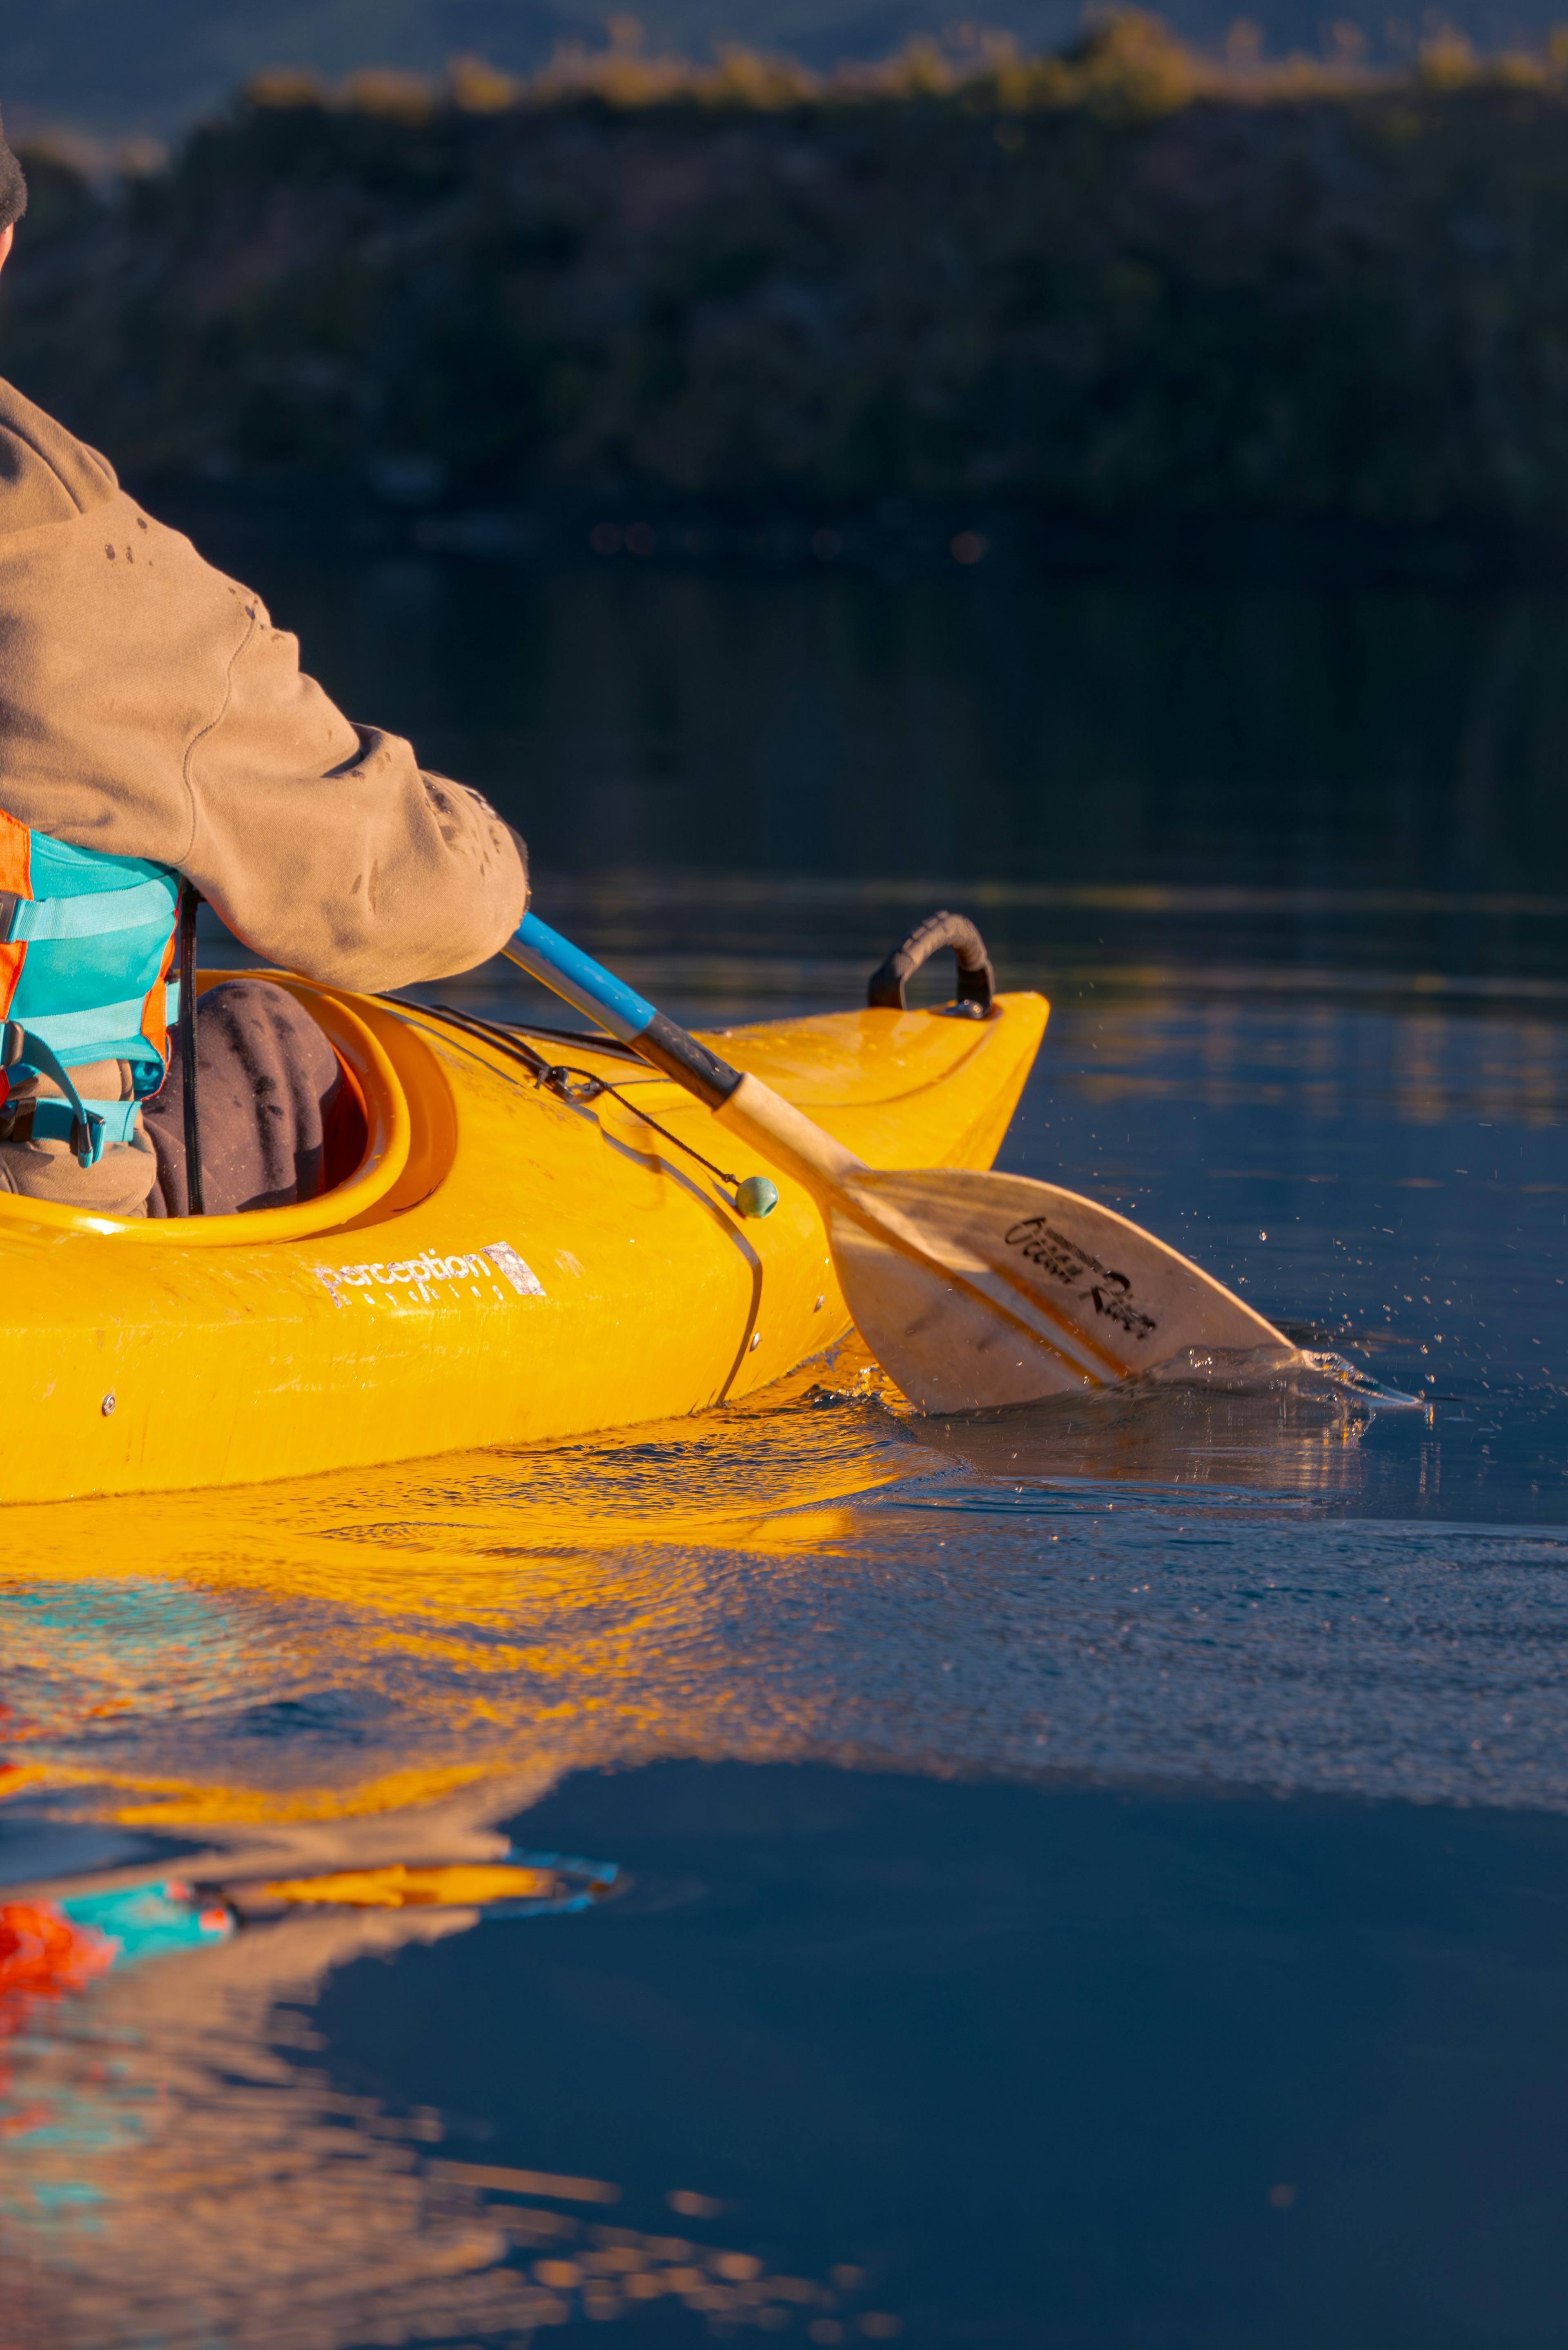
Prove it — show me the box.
[508,910,743,1109]
[510,911,656,1042]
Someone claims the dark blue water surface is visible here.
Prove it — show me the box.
[5,558,1568,2348]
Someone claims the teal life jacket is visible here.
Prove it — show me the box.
[0,810,182,1167]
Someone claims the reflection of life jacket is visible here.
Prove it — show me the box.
[0,809,181,1166]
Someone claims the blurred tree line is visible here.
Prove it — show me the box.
[9,10,1568,529]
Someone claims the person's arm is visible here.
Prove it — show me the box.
[183,590,527,991]
[0,393,527,987]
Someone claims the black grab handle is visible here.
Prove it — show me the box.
[867,910,995,1018]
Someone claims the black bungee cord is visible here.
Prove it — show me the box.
[429,1001,744,1191]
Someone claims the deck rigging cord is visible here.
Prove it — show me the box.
[428,1001,745,1192]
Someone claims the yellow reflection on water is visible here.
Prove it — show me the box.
[0,1339,1395,1844]
[1,1351,922,1835]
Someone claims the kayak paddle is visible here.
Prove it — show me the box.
[505,911,1289,1412]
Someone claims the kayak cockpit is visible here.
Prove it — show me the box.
[0,973,439,1245]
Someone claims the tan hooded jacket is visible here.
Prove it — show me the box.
[0,377,528,1213]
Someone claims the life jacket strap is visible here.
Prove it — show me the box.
[15,992,176,1083]
[0,874,185,946]
[24,1095,141,1159]
[0,1024,131,1166]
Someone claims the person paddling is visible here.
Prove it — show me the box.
[0,122,528,1217]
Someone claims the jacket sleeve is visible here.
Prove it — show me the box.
[183,593,528,992]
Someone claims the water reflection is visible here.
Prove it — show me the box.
[1059,997,1568,1132]
[2,1354,1564,1855]
[218,553,1568,909]
[2,1883,556,2349]
[1,1813,891,2349]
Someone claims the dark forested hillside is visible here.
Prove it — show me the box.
[8,18,1568,537]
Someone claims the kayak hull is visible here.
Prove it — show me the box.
[0,983,1048,1503]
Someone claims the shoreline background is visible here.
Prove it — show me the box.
[11,17,1568,576]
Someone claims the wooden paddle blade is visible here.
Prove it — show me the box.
[830,1165,1287,1413]
[830,1205,1097,1408]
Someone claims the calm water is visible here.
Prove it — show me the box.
[5,559,1568,2346]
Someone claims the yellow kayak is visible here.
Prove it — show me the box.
[0,974,1048,1503]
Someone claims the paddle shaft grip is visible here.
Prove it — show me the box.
[506,911,743,1109]
[715,1073,864,1192]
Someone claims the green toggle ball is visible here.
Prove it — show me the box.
[735,1175,780,1219]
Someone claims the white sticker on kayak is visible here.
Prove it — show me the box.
[480,1241,546,1297]
[312,1242,546,1308]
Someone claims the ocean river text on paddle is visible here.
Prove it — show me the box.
[1003,1217,1158,1340]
